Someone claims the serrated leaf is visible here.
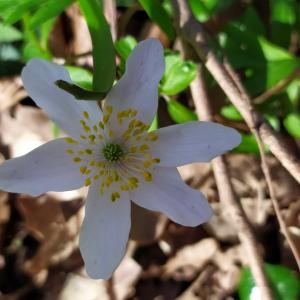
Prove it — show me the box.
[166,99,197,124]
[30,0,73,29]
[284,113,300,139]
[239,263,300,300]
[161,52,197,95]
[138,0,175,40]
[0,22,23,42]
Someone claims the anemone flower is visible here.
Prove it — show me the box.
[0,39,241,279]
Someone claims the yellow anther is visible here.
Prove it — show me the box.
[78,150,85,155]
[73,157,81,163]
[147,133,158,141]
[88,135,96,142]
[153,158,161,164]
[128,177,139,188]
[85,149,93,155]
[93,125,98,132]
[80,166,87,174]
[143,160,152,168]
[130,146,137,153]
[80,120,86,126]
[89,160,96,166]
[65,137,76,144]
[85,169,91,175]
[121,185,129,191]
[135,135,141,141]
[93,175,99,180]
[103,114,110,124]
[143,171,152,182]
[66,149,74,154]
[97,134,104,140]
[80,135,87,140]
[111,192,120,202]
[84,178,92,186]
[109,130,114,138]
[140,144,149,152]
[83,125,91,133]
[105,105,113,113]
[99,121,105,129]
[83,111,90,119]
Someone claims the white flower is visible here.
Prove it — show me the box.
[0,39,240,279]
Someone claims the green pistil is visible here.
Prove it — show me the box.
[102,143,124,162]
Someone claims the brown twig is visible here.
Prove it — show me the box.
[253,65,300,104]
[172,0,300,275]
[189,63,274,300]
[172,0,300,185]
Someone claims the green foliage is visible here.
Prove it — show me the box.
[166,99,198,124]
[223,8,300,95]
[138,0,175,40]
[161,51,197,95]
[29,0,73,29]
[0,0,56,25]
[0,22,23,42]
[284,113,300,139]
[189,0,234,22]
[221,105,243,121]
[233,134,262,154]
[239,264,300,300]
[115,35,137,74]
[78,0,116,93]
[67,66,93,90]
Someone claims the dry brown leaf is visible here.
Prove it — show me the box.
[16,195,82,277]
[164,238,219,280]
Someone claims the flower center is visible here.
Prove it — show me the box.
[102,143,124,162]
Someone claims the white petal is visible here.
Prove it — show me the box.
[107,38,164,127]
[0,138,83,196]
[21,59,102,138]
[79,183,131,279]
[131,167,213,227]
[150,121,241,166]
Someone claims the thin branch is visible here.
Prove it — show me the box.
[189,63,274,300]
[172,0,300,273]
[172,0,300,186]
[253,65,300,104]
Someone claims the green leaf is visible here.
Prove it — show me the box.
[149,114,158,132]
[0,22,23,42]
[189,0,234,22]
[55,80,106,100]
[166,99,197,124]
[115,35,137,61]
[284,113,300,139]
[221,105,243,121]
[233,134,268,154]
[22,40,51,61]
[0,0,47,24]
[67,66,93,90]
[78,0,116,93]
[30,0,73,29]
[161,51,197,95]
[239,263,300,300]
[224,18,300,95]
[138,0,175,40]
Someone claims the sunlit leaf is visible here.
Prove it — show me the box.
[166,99,197,124]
